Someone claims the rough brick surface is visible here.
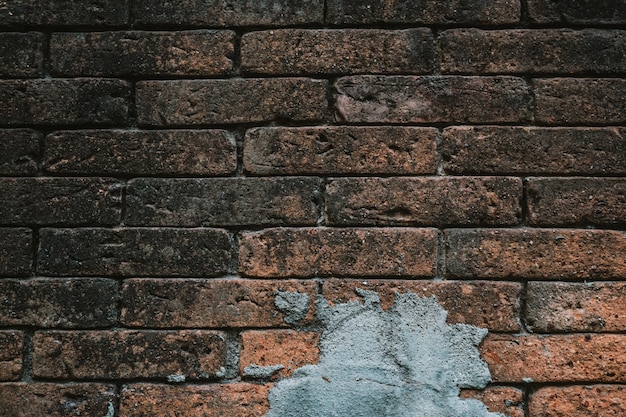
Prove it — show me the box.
[0,129,40,175]
[530,385,626,417]
[0,330,23,381]
[527,0,626,25]
[0,32,44,77]
[460,387,524,417]
[0,228,32,276]
[0,0,129,27]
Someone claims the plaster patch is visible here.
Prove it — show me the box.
[275,290,310,324]
[243,364,285,379]
[264,289,506,417]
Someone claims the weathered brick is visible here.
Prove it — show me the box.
[526,177,626,226]
[34,330,226,380]
[0,0,129,27]
[528,0,626,25]
[483,334,626,383]
[534,78,626,125]
[0,383,116,417]
[530,385,626,417]
[240,330,320,379]
[43,129,236,176]
[0,129,40,175]
[51,30,234,77]
[242,29,434,75]
[460,387,524,417]
[0,79,131,126]
[0,32,44,77]
[446,229,626,280]
[526,281,626,333]
[441,29,626,74]
[244,126,437,175]
[121,279,317,328]
[126,177,320,227]
[133,0,322,26]
[0,331,22,381]
[137,78,328,126]
[0,228,32,277]
[335,76,531,123]
[441,126,626,175]
[326,0,520,25]
[240,228,438,278]
[0,178,122,226]
[120,383,270,417]
[38,228,231,277]
[0,278,118,328]
[326,177,521,226]
[322,279,521,332]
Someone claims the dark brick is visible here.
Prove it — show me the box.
[526,177,626,226]
[242,29,434,75]
[446,229,626,280]
[0,178,122,226]
[442,126,626,175]
[137,78,328,126]
[441,29,626,74]
[121,279,317,328]
[0,32,44,77]
[0,129,40,175]
[38,228,231,277]
[244,126,437,175]
[43,129,236,176]
[0,278,118,328]
[34,330,226,380]
[534,78,626,125]
[326,177,521,226]
[0,228,32,277]
[528,0,626,25]
[0,79,131,126]
[0,0,129,27]
[460,387,524,417]
[240,228,438,278]
[335,76,531,123]
[0,331,22,381]
[530,385,626,417]
[51,30,234,77]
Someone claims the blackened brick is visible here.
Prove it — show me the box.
[528,0,626,25]
[530,385,626,417]
[0,331,22,381]
[0,228,32,277]
[0,129,40,175]
[0,0,129,27]
[0,32,44,77]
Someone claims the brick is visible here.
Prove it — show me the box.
[51,30,234,77]
[120,383,270,417]
[441,29,626,74]
[322,279,521,332]
[526,282,626,333]
[126,177,321,227]
[137,78,328,126]
[34,330,225,380]
[326,177,521,227]
[0,0,128,27]
[0,383,116,417]
[534,78,626,125]
[242,29,434,75]
[0,331,22,381]
[121,279,316,328]
[0,228,32,277]
[528,0,626,25]
[526,177,626,226]
[446,229,626,280]
[134,0,322,26]
[335,76,531,123]
[244,126,437,175]
[441,126,626,175]
[0,278,118,328]
[0,129,40,175]
[0,178,122,226]
[0,79,131,126]
[240,330,320,379]
[38,228,231,277]
[460,387,524,417]
[530,385,626,417]
[240,228,438,278]
[0,32,44,77]
[43,129,236,176]
[326,0,520,25]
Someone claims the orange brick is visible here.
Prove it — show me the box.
[530,385,626,417]
[460,387,524,417]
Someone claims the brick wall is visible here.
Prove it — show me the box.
[1,1,625,416]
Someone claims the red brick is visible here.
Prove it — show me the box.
[534,78,626,125]
[120,383,270,417]
[240,228,438,278]
[0,331,22,381]
[0,0,128,27]
[121,279,317,328]
[43,129,236,176]
[0,129,40,175]
[483,334,626,383]
[528,0,626,25]
[244,126,437,175]
[33,330,226,380]
[460,387,524,417]
[335,76,531,123]
[0,32,44,77]
[242,29,434,75]
[326,177,521,226]
[526,281,626,333]
[446,229,626,280]
[0,228,32,277]
[530,385,626,417]
[51,30,234,77]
